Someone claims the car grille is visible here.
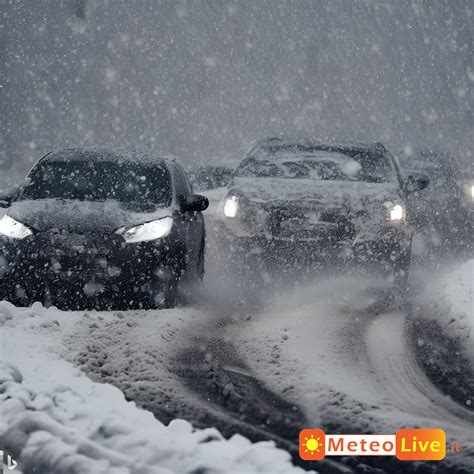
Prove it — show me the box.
[53,254,108,272]
[47,232,118,274]
[266,205,355,241]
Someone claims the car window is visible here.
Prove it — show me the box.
[173,167,192,195]
[236,147,394,183]
[183,172,193,193]
[20,161,172,206]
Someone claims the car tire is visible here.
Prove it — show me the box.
[176,242,205,305]
[142,279,177,310]
[196,244,205,281]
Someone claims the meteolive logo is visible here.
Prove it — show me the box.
[299,429,449,461]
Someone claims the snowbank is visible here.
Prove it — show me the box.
[418,259,473,363]
[0,302,306,474]
[444,259,473,345]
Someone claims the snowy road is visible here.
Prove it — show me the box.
[2,211,471,473]
[366,312,473,431]
[67,273,473,474]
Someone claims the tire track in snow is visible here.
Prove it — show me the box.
[68,277,473,473]
[364,311,474,473]
[365,311,474,430]
[219,279,474,472]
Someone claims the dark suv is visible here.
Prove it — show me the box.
[217,138,429,285]
[0,149,208,309]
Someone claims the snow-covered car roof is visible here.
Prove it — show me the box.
[235,137,395,183]
[251,137,388,155]
[38,148,178,167]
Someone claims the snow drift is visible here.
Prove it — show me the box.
[0,302,306,474]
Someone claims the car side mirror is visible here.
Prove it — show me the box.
[183,194,209,212]
[405,174,430,193]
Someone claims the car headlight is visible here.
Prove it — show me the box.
[389,204,405,221]
[460,182,474,201]
[0,215,33,239]
[223,196,239,218]
[116,216,173,243]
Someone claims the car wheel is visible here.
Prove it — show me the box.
[142,279,178,310]
[176,243,205,305]
[162,280,179,308]
[197,244,205,281]
[192,238,206,281]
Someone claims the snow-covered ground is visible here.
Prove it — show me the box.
[1,259,472,473]
[416,259,473,365]
[222,275,474,472]
[0,302,306,474]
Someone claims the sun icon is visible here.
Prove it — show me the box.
[303,434,322,454]
[299,429,325,460]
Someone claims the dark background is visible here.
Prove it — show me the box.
[1,0,472,186]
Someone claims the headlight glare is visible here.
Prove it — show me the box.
[389,204,405,221]
[223,196,239,218]
[116,216,173,243]
[0,215,33,239]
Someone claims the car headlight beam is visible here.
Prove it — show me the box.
[389,204,405,221]
[223,196,239,218]
[0,215,33,239]
[116,216,173,243]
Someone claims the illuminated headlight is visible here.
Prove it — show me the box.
[461,182,474,201]
[116,217,173,243]
[0,215,33,239]
[223,196,239,218]
[389,204,405,221]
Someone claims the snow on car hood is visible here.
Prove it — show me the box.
[231,177,401,209]
[8,199,172,233]
[221,177,405,240]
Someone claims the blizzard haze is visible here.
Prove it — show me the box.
[0,3,473,472]
[1,0,473,185]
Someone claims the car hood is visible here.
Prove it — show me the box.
[221,177,405,241]
[230,177,401,210]
[8,199,172,233]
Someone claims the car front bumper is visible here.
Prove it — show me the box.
[216,221,412,265]
[0,231,185,298]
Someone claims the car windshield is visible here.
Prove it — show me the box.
[21,161,172,206]
[236,146,394,183]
